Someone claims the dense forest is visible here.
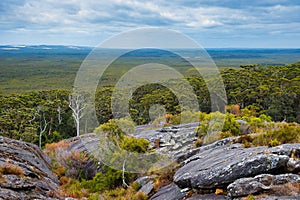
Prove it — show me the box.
[1,62,299,147]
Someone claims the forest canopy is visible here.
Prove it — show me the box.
[0,62,299,146]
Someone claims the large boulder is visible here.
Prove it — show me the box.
[174,144,300,189]
[0,136,61,199]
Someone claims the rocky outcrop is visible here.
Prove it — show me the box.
[227,173,300,198]
[175,136,237,163]
[174,144,298,189]
[65,123,200,177]
[135,122,199,159]
[162,143,300,199]
[0,136,61,199]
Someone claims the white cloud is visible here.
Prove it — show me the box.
[0,0,299,47]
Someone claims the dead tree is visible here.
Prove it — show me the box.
[39,112,48,148]
[69,94,86,137]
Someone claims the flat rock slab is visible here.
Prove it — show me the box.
[174,144,300,189]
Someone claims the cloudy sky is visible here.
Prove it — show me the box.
[0,0,299,48]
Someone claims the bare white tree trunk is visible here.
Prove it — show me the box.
[39,113,48,148]
[122,159,129,188]
[69,94,86,137]
[57,105,62,124]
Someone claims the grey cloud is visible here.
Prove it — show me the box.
[0,0,299,47]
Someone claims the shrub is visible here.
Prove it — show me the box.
[253,123,300,147]
[223,113,241,136]
[95,119,150,154]
[83,171,119,193]
[233,134,254,148]
[101,187,148,200]
[95,119,124,137]
[59,178,88,198]
[151,163,177,192]
[120,136,150,153]
[246,194,255,200]
[44,140,89,179]
[195,112,241,144]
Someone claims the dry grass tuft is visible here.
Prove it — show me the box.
[0,164,24,177]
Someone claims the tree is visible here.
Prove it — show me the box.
[38,108,49,148]
[69,93,86,137]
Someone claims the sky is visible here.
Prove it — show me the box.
[0,0,299,48]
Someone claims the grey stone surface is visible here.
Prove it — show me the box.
[135,175,155,186]
[139,180,154,195]
[134,122,199,159]
[66,133,103,179]
[149,183,188,200]
[174,144,300,189]
[287,158,300,173]
[227,173,300,198]
[0,136,61,199]
[259,196,300,200]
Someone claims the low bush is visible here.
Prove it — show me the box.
[100,187,148,200]
[253,123,300,147]
[44,140,89,179]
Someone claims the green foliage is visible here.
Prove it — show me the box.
[247,194,255,200]
[232,122,300,148]
[95,118,150,153]
[82,166,123,193]
[1,62,300,149]
[242,114,272,132]
[120,136,150,153]
[195,112,241,143]
[253,123,300,147]
[223,113,241,136]
[0,89,74,147]
[95,119,124,137]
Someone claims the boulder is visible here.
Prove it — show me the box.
[134,175,157,195]
[174,144,300,189]
[66,133,103,179]
[227,173,300,198]
[176,137,236,163]
[139,181,154,195]
[134,122,199,159]
[0,136,61,199]
[149,183,188,200]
